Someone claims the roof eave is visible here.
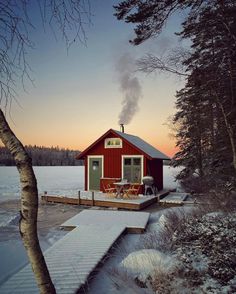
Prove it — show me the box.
[76,129,117,160]
[76,129,171,161]
[112,129,170,160]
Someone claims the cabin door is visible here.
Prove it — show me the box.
[88,156,103,190]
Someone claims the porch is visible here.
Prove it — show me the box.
[41,190,170,211]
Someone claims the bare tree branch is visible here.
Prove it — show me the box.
[137,52,189,76]
[0,1,91,292]
[0,0,91,112]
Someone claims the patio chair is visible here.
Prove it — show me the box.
[123,184,140,199]
[103,183,116,198]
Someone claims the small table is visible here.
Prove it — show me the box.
[114,182,130,198]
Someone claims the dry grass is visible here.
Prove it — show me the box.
[108,267,151,294]
[140,208,203,252]
[108,202,236,294]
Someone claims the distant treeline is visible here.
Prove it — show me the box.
[0,145,83,166]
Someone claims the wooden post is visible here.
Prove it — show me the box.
[91,191,94,206]
[78,191,80,206]
[44,191,48,203]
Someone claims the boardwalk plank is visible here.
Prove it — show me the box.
[0,211,150,293]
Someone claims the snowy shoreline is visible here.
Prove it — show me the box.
[0,200,82,285]
[0,165,182,203]
[0,165,184,291]
[1,201,235,294]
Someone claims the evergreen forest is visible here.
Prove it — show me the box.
[115,0,236,195]
[0,145,83,166]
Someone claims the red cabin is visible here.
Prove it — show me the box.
[76,128,170,192]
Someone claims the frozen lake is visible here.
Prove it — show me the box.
[0,165,181,285]
[0,165,181,203]
[0,166,84,203]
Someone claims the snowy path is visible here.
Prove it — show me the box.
[0,210,150,293]
[61,210,150,232]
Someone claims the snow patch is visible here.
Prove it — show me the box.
[159,214,168,228]
[0,211,20,228]
[120,249,175,282]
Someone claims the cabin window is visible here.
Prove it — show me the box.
[92,160,99,171]
[123,157,142,183]
[133,158,141,166]
[124,158,131,165]
[105,138,122,148]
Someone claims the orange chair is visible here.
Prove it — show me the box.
[123,184,140,199]
[103,183,116,198]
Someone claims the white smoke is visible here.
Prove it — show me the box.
[116,53,142,125]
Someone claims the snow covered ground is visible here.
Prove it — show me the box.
[1,203,235,293]
[0,165,180,203]
[0,165,180,226]
[0,165,185,291]
[0,166,84,203]
[87,208,236,294]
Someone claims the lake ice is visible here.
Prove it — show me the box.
[0,166,84,203]
[0,165,181,287]
[0,165,180,203]
[0,165,181,228]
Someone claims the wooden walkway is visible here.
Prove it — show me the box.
[0,210,150,293]
[41,190,169,210]
[159,192,189,205]
[61,210,150,233]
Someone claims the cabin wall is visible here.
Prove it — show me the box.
[84,133,145,190]
[83,132,164,191]
[147,159,163,190]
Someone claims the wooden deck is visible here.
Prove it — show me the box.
[0,210,150,293]
[61,210,150,233]
[159,192,189,206]
[41,190,169,210]
[0,225,126,294]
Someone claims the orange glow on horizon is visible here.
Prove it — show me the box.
[1,121,178,158]
[1,132,178,158]
[0,1,185,166]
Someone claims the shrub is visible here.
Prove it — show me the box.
[110,207,236,293]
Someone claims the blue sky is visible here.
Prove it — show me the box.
[7,0,186,156]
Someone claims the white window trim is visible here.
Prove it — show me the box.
[121,155,144,183]
[87,155,104,190]
[104,138,122,148]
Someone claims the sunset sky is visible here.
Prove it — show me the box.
[5,0,185,157]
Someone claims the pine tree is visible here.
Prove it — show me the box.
[115,0,236,191]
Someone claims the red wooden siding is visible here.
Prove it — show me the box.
[85,133,144,181]
[147,159,163,190]
[80,129,165,191]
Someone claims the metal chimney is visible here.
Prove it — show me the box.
[120,124,124,133]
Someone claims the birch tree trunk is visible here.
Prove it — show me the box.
[0,108,56,294]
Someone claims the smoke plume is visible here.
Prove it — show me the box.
[116,53,142,125]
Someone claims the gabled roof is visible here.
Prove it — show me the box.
[112,129,170,160]
[77,129,170,160]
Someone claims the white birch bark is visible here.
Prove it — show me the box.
[0,109,56,294]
